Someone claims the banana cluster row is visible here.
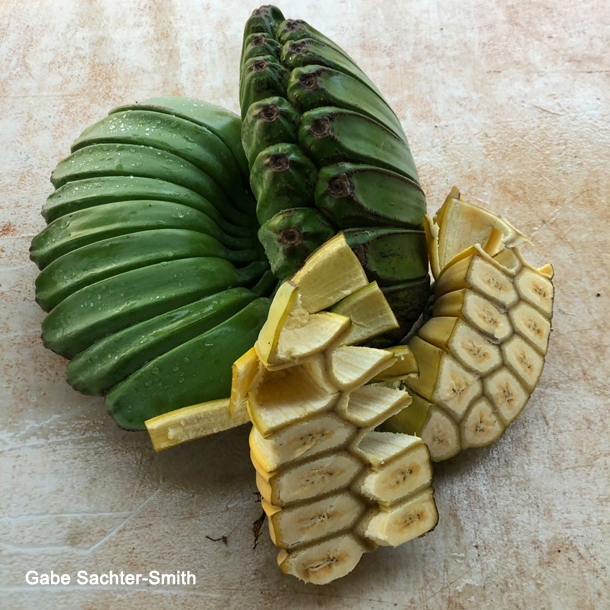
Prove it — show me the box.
[239,5,431,340]
[30,98,275,429]
[383,190,555,460]
[232,235,437,584]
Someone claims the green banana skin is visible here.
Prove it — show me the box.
[106,297,271,430]
[113,97,250,180]
[241,5,285,55]
[287,65,406,142]
[241,96,301,168]
[242,32,283,64]
[376,276,431,344]
[30,200,254,269]
[250,143,318,225]
[66,288,257,396]
[258,207,335,279]
[43,176,251,229]
[42,257,268,359]
[276,18,349,56]
[316,163,426,230]
[72,110,252,214]
[35,229,259,312]
[51,144,241,220]
[299,107,419,183]
[240,55,291,120]
[281,38,383,99]
[343,228,429,286]
[251,269,279,297]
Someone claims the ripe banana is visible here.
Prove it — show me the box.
[35,229,259,311]
[382,189,554,460]
[231,234,437,584]
[30,199,254,269]
[42,258,267,358]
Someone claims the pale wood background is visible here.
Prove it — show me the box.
[1,1,608,608]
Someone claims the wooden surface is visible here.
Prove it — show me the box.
[1,1,608,608]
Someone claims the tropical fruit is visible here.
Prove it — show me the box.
[30,98,273,430]
[381,189,554,460]
[239,5,430,340]
[231,234,438,584]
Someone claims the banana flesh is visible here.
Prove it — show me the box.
[382,190,554,460]
[234,235,437,584]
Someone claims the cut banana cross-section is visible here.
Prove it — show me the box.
[237,234,437,584]
[383,190,554,462]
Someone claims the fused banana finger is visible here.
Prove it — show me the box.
[383,189,554,461]
[235,234,437,585]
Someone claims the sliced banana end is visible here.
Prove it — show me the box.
[420,406,461,462]
[358,488,438,547]
[278,534,368,585]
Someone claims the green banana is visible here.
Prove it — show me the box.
[250,143,318,224]
[66,287,257,396]
[35,229,259,311]
[106,297,270,430]
[239,7,429,342]
[257,207,335,278]
[343,228,429,286]
[42,176,251,229]
[378,277,432,343]
[299,107,418,183]
[51,144,239,218]
[315,163,425,229]
[113,97,250,180]
[251,269,279,297]
[42,257,267,358]
[241,96,301,167]
[240,56,291,119]
[30,199,254,269]
[72,110,252,212]
[281,38,382,98]
[242,32,283,64]
[287,65,406,142]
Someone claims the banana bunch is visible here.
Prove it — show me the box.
[239,5,430,341]
[231,235,438,584]
[30,98,276,429]
[382,189,555,460]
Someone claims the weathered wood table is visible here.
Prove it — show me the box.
[1,1,608,608]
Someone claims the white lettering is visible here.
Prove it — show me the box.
[77,570,88,585]
[25,571,38,585]
[149,570,160,585]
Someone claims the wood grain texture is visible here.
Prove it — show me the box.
[1,0,608,608]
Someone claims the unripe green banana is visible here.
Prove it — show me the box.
[258,208,335,278]
[240,56,291,119]
[241,97,301,167]
[42,257,267,358]
[42,176,251,230]
[250,143,318,224]
[106,297,270,430]
[113,96,250,180]
[35,229,259,311]
[280,38,382,97]
[315,164,425,230]
[51,144,239,219]
[67,287,257,396]
[30,199,254,269]
[240,6,429,344]
[299,108,418,183]
[72,110,252,213]
[287,66,406,142]
[343,228,429,286]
